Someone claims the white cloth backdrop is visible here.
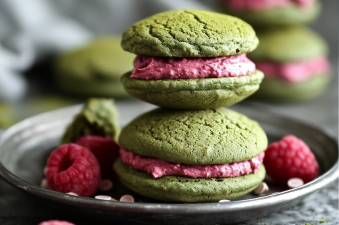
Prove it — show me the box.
[0,0,211,102]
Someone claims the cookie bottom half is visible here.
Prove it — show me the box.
[251,74,330,102]
[219,1,321,27]
[121,70,264,109]
[114,158,266,202]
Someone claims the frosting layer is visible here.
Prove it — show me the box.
[255,56,331,83]
[220,0,315,12]
[120,148,265,178]
[131,54,255,80]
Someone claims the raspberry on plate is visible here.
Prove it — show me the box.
[75,135,120,179]
[39,220,74,225]
[46,144,101,197]
[263,135,319,185]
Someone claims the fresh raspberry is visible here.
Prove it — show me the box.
[75,135,120,179]
[46,144,101,197]
[263,135,318,184]
[39,220,74,225]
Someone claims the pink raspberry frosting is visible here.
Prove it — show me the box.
[255,56,331,83]
[131,54,255,80]
[220,0,315,12]
[39,221,74,225]
[120,148,265,179]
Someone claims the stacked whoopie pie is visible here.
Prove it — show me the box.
[248,26,331,101]
[219,0,331,101]
[114,9,268,202]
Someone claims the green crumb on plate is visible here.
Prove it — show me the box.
[0,103,14,128]
[62,98,119,143]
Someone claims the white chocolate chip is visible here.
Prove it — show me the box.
[254,182,269,195]
[287,178,304,188]
[40,179,50,189]
[43,167,48,176]
[67,192,78,196]
[219,199,231,203]
[99,179,113,192]
[95,195,112,201]
[120,195,134,202]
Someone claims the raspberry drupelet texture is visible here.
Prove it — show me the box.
[263,135,318,184]
[46,144,101,197]
[75,135,120,179]
[39,220,75,225]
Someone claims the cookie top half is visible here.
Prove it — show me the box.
[248,26,328,62]
[121,9,258,57]
[119,107,267,164]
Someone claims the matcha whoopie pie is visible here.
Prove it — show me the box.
[55,37,135,98]
[120,9,264,109]
[219,0,321,26]
[114,108,267,202]
[248,26,331,101]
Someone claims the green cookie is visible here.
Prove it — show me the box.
[248,26,328,62]
[121,70,264,109]
[62,98,119,143]
[55,37,135,98]
[119,107,267,164]
[0,103,15,128]
[121,9,258,57]
[219,1,321,26]
[114,158,266,202]
[251,75,331,101]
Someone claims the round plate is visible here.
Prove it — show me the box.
[0,103,337,225]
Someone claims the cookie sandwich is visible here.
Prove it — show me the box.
[55,37,135,98]
[114,108,267,202]
[120,9,264,109]
[248,26,331,101]
[219,0,321,26]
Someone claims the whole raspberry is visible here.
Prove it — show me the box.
[46,144,101,197]
[263,135,318,184]
[75,135,120,179]
[39,220,74,225]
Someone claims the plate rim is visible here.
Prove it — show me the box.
[0,104,338,215]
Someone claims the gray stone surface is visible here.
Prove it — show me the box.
[244,182,338,225]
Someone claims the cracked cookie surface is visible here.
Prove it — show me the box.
[121,9,258,57]
[119,107,267,164]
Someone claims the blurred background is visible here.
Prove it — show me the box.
[0,1,337,224]
[0,0,337,135]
